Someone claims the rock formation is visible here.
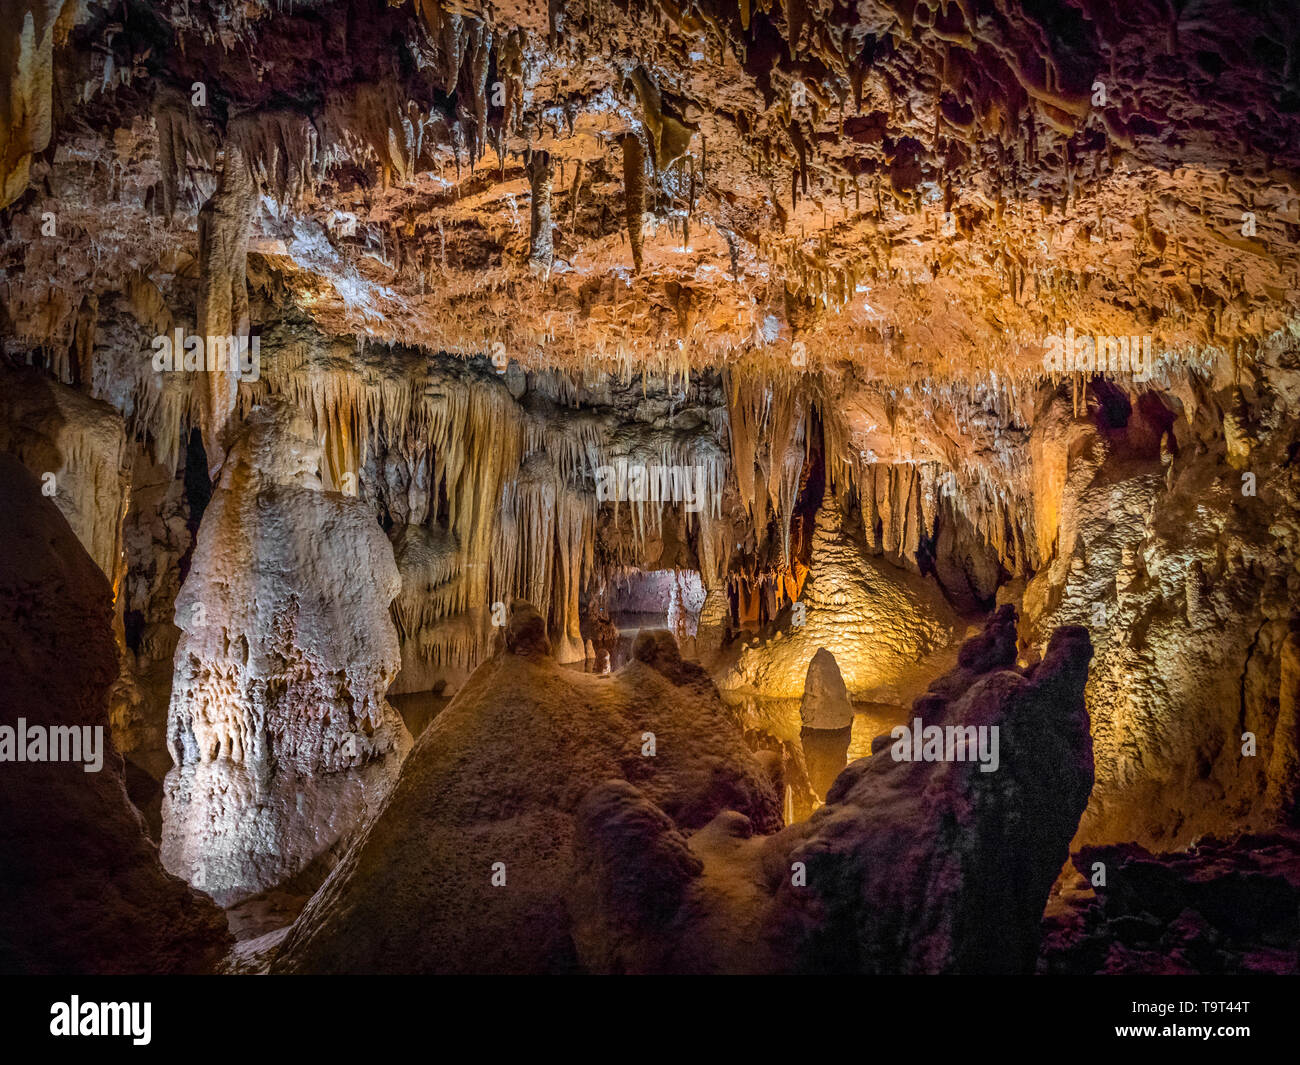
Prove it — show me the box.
[768,612,1094,973]
[161,402,411,905]
[267,611,781,973]
[0,454,230,974]
[1,0,1299,982]
[800,648,853,731]
[1019,357,1300,849]
[563,606,1094,974]
[0,366,130,581]
[1041,832,1300,975]
[721,500,962,701]
[797,647,854,800]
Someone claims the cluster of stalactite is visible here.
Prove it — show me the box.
[225,335,736,669]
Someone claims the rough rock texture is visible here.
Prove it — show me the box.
[768,611,1093,973]
[161,402,411,906]
[195,143,255,474]
[266,614,781,974]
[563,607,1094,973]
[800,647,853,730]
[114,447,195,786]
[0,453,230,974]
[2,0,1299,976]
[1020,350,1300,848]
[0,366,130,580]
[720,500,961,700]
[11,0,1294,384]
[1040,832,1300,975]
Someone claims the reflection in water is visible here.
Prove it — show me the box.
[720,691,913,822]
[801,726,853,800]
[388,691,452,739]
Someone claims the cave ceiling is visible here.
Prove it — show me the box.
[3,0,1299,400]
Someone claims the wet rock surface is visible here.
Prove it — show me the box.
[763,610,1095,973]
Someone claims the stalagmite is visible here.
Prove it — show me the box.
[267,619,780,974]
[721,500,961,701]
[6,0,1300,983]
[800,648,853,730]
[161,402,412,905]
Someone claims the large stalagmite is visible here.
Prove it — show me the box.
[161,401,411,906]
[766,610,1094,973]
[565,607,1095,973]
[3,0,1300,982]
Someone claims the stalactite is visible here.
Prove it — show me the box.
[568,158,584,236]
[0,0,81,208]
[622,133,645,274]
[626,65,697,170]
[153,85,216,219]
[195,144,255,477]
[527,148,555,276]
[497,28,526,135]
[228,109,317,204]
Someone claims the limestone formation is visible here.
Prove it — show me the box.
[2,0,1300,982]
[267,614,780,973]
[563,607,1094,974]
[1041,832,1300,975]
[195,143,256,476]
[0,454,230,974]
[720,501,961,702]
[0,366,130,581]
[1019,365,1300,849]
[161,402,412,905]
[767,615,1094,973]
[800,648,853,731]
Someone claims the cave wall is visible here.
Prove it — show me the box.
[0,452,231,974]
[1019,334,1300,848]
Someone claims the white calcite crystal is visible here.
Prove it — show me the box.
[161,401,411,905]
